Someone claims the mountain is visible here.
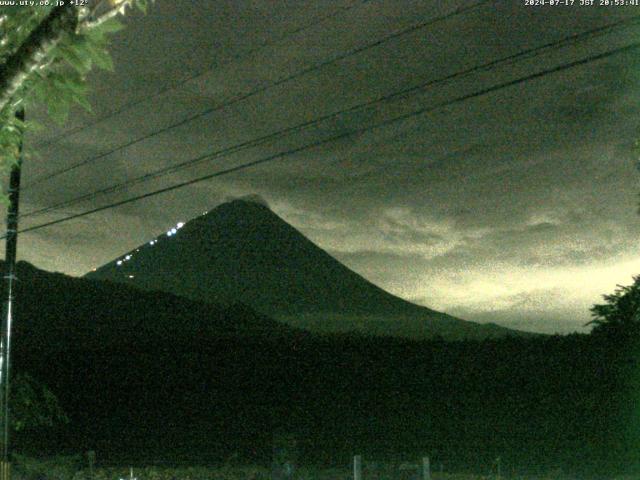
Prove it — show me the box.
[86,198,524,340]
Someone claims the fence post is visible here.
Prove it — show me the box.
[86,451,95,479]
[353,455,362,480]
[272,432,297,480]
[422,457,431,480]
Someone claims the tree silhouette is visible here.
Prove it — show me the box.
[10,373,67,434]
[588,275,640,336]
[0,1,152,196]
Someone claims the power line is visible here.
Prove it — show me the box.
[32,0,370,150]
[14,41,640,238]
[25,0,491,189]
[21,15,640,220]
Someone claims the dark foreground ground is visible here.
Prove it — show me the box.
[11,459,634,480]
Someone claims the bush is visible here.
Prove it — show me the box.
[12,453,82,480]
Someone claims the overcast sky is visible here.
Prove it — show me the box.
[11,0,640,334]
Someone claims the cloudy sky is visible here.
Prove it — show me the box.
[11,0,640,334]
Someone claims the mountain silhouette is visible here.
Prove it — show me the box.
[86,198,525,339]
[5,260,296,350]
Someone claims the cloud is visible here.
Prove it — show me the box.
[223,193,271,208]
[276,202,463,260]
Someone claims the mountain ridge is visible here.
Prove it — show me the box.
[6,259,299,349]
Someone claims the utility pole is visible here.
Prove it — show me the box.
[0,107,24,480]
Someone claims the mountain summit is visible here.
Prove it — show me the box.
[86,198,522,339]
